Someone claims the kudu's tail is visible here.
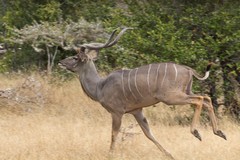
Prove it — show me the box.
[192,62,212,81]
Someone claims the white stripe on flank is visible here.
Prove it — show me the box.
[161,63,168,87]
[134,68,143,97]
[155,64,161,84]
[147,64,152,94]
[121,71,128,101]
[128,70,137,100]
[173,64,178,82]
[185,71,192,92]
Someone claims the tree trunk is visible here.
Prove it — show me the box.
[50,46,58,70]
[209,80,218,108]
[46,45,58,75]
[46,45,51,75]
[220,60,240,119]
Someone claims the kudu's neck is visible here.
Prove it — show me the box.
[77,61,101,101]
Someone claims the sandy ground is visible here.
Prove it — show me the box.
[0,74,239,160]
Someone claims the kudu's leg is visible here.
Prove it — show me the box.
[156,92,204,141]
[110,113,123,151]
[189,95,204,141]
[131,109,175,160]
[203,96,226,140]
[170,93,204,141]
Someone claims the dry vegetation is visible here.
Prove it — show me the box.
[0,73,239,160]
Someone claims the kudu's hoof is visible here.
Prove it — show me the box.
[164,152,175,160]
[192,129,202,141]
[214,130,227,140]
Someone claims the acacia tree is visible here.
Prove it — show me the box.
[9,19,105,75]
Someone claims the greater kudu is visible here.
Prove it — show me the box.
[59,28,226,160]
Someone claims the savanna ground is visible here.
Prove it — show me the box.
[0,73,239,160]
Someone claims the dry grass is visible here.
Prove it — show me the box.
[0,73,239,160]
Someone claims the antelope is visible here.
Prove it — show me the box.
[59,28,226,160]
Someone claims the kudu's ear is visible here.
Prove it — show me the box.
[86,50,99,61]
[75,47,99,61]
[75,47,88,62]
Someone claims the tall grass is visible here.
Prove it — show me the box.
[0,73,239,160]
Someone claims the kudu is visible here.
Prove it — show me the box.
[59,28,226,160]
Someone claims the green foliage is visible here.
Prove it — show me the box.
[104,1,209,69]
[102,1,240,119]
[36,1,62,22]
[0,45,42,72]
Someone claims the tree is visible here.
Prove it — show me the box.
[9,19,106,75]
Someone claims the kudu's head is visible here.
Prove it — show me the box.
[59,28,132,72]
